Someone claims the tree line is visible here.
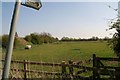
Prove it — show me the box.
[1,32,59,49]
[1,26,120,58]
[61,36,111,42]
[1,32,111,49]
[24,32,59,44]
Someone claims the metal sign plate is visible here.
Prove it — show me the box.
[22,0,42,10]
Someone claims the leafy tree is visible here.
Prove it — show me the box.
[2,34,19,49]
[109,19,120,57]
[90,36,99,41]
[2,35,9,48]
[39,32,58,43]
[24,35,31,42]
[30,33,42,44]
[61,37,70,41]
[40,32,52,43]
[0,36,2,48]
[103,37,110,41]
[24,32,59,44]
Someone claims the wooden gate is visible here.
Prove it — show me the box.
[93,54,120,80]
[1,54,120,80]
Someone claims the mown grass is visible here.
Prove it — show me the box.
[2,41,116,63]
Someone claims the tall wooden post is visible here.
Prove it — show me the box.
[24,60,27,80]
[69,60,73,75]
[62,61,66,80]
[69,60,74,80]
[93,54,96,80]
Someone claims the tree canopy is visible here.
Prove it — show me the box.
[108,19,120,57]
[24,32,59,44]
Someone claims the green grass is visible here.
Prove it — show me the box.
[2,41,118,78]
[2,41,116,63]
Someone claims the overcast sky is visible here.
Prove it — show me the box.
[2,2,118,39]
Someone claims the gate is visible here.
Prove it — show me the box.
[93,54,120,80]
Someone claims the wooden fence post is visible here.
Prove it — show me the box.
[69,60,74,77]
[93,54,96,80]
[24,60,27,80]
[69,60,74,80]
[62,61,67,80]
[93,54,100,80]
[96,59,100,79]
[115,67,120,79]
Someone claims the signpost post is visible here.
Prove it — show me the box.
[2,0,21,79]
[2,0,42,79]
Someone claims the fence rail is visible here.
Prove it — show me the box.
[96,57,120,61]
[2,54,120,80]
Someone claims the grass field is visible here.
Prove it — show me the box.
[2,41,116,63]
[2,41,118,78]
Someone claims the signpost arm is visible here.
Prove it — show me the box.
[2,0,21,79]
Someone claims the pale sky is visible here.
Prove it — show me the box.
[2,2,118,39]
